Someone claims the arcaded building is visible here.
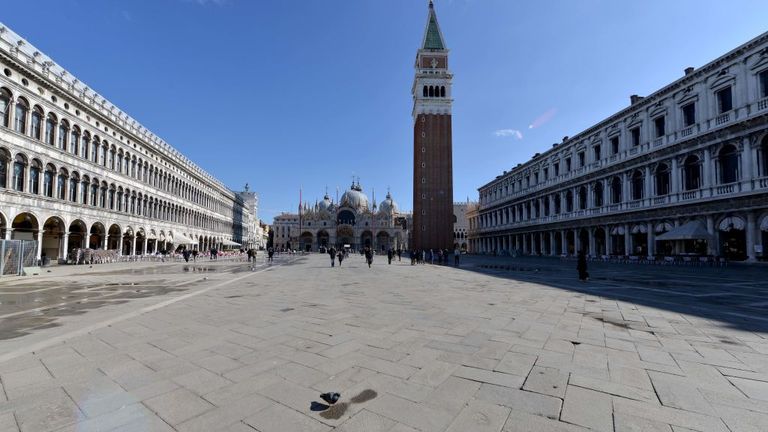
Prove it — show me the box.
[0,24,254,263]
[469,31,768,262]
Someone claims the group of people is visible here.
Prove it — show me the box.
[327,246,348,267]
[410,248,461,267]
[181,249,199,262]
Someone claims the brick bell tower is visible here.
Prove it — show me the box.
[413,0,454,251]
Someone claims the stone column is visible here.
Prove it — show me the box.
[588,229,596,257]
[143,237,148,255]
[573,229,580,254]
[604,226,611,255]
[644,166,652,202]
[154,239,159,254]
[118,235,123,256]
[673,220,681,254]
[670,157,679,199]
[646,222,655,258]
[746,212,756,262]
[549,231,556,256]
[131,236,137,256]
[103,233,108,250]
[561,231,567,255]
[741,138,754,189]
[706,215,716,256]
[540,233,546,255]
[624,224,631,256]
[36,230,44,262]
[61,233,69,261]
[703,148,712,189]
[5,229,12,240]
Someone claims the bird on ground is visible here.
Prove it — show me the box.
[320,392,341,405]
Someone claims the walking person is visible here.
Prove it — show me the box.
[365,247,374,268]
[396,249,402,262]
[387,249,393,265]
[454,247,460,267]
[329,246,337,267]
[267,247,274,263]
[337,249,344,267]
[577,250,589,282]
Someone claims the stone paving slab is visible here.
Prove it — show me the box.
[0,255,766,431]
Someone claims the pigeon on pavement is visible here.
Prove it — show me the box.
[320,392,341,405]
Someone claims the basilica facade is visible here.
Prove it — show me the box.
[0,25,255,264]
[469,31,768,262]
[272,183,410,252]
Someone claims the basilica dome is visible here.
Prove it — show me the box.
[379,192,398,214]
[340,183,370,211]
[318,194,334,212]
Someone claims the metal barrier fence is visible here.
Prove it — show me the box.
[0,240,38,276]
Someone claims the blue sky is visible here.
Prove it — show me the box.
[3,0,767,222]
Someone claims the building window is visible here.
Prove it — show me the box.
[29,161,40,194]
[593,182,603,207]
[683,155,701,191]
[716,86,732,113]
[631,170,643,200]
[761,135,768,176]
[654,116,665,138]
[534,172,539,184]
[31,108,42,140]
[57,171,67,200]
[12,155,25,191]
[0,151,6,189]
[565,190,573,212]
[0,89,10,127]
[578,186,587,210]
[554,194,561,214]
[761,70,768,99]
[565,157,571,171]
[69,176,78,202]
[45,114,56,145]
[610,136,619,154]
[682,103,696,127]
[578,151,585,167]
[14,98,28,133]
[593,145,601,161]
[718,144,739,184]
[655,163,670,196]
[543,167,548,180]
[553,163,559,176]
[611,176,622,203]
[630,127,640,147]
[43,165,55,197]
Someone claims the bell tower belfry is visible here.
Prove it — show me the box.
[412,0,454,251]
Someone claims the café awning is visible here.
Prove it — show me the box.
[222,239,242,247]
[173,233,197,245]
[655,220,712,241]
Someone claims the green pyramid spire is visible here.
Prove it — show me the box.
[423,1,446,50]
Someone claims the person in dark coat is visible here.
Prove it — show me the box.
[577,250,589,282]
[387,249,393,265]
[337,250,344,267]
[329,247,337,267]
[364,247,374,268]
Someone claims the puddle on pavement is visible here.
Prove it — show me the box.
[0,280,190,341]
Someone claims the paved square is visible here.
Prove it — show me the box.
[0,254,767,431]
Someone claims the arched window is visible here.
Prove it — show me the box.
[0,88,11,127]
[29,159,41,194]
[108,185,116,210]
[100,142,108,166]
[12,154,26,191]
[116,151,123,173]
[57,168,68,200]
[578,186,587,210]
[565,190,573,212]
[69,172,79,202]
[30,106,43,140]
[593,182,604,207]
[631,170,643,200]
[91,137,100,163]
[70,126,80,156]
[423,86,428,97]
[0,149,9,188]
[45,113,57,145]
[108,146,116,170]
[14,98,28,133]
[43,164,55,197]
[440,86,446,97]
[90,180,99,206]
[100,182,107,208]
[683,155,701,191]
[81,131,90,159]
[58,119,68,151]
[611,176,622,203]
[718,144,739,184]
[428,86,434,97]
[655,163,670,196]
[80,175,89,204]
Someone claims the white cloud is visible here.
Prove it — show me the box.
[495,129,523,140]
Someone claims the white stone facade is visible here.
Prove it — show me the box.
[272,183,409,252]
[0,24,254,262]
[469,31,768,262]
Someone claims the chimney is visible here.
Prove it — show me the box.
[684,67,695,75]
[630,94,644,105]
